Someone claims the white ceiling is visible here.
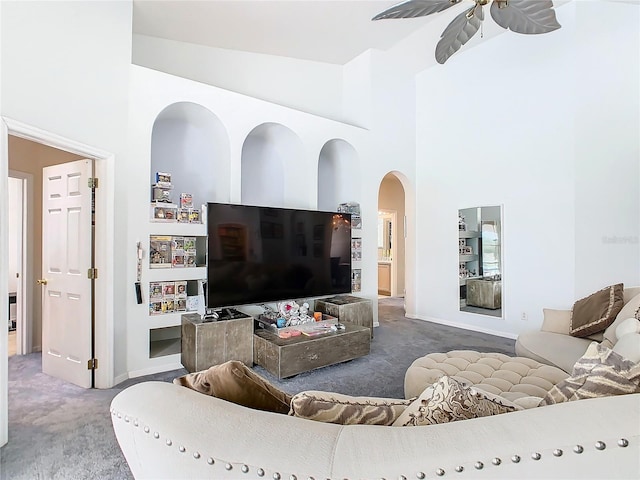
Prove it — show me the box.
[131,0,636,66]
[132,0,440,65]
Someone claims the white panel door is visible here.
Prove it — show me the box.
[41,160,93,388]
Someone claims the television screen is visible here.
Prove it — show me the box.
[206,203,352,309]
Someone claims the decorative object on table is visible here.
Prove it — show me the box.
[277,300,315,327]
[372,0,561,64]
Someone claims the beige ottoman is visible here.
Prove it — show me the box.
[404,350,569,407]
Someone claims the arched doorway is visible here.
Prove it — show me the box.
[377,172,406,299]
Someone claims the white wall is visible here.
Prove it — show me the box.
[126,66,374,375]
[1,1,132,381]
[133,34,345,124]
[413,2,639,337]
[573,2,640,297]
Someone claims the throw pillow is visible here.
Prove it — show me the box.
[541,308,571,335]
[288,391,413,426]
[616,317,640,341]
[570,283,624,338]
[612,332,640,364]
[392,376,522,427]
[602,292,640,348]
[174,360,292,414]
[539,342,640,406]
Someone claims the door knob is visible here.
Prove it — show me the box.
[37,278,48,285]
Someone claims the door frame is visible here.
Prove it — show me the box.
[8,171,33,355]
[1,117,115,391]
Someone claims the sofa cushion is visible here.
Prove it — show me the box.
[393,376,522,427]
[539,342,640,406]
[515,331,592,373]
[288,391,413,425]
[603,293,640,347]
[570,283,624,338]
[173,360,292,414]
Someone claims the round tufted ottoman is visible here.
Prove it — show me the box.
[404,350,569,406]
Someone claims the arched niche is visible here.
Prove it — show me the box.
[151,102,230,208]
[317,139,359,211]
[241,123,303,207]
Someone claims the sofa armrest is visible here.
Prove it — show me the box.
[541,308,572,334]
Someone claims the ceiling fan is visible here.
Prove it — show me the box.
[372,0,561,64]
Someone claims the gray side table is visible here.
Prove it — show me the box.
[181,313,253,373]
[315,295,374,338]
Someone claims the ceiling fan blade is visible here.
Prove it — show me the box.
[490,0,561,34]
[372,0,462,21]
[435,5,484,64]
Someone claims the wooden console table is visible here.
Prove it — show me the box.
[253,321,371,379]
[181,313,253,373]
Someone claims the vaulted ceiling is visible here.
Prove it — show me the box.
[132,1,439,65]
[132,1,635,66]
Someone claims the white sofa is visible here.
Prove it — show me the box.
[111,381,640,479]
[516,286,640,372]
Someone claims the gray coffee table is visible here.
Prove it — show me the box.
[253,321,371,379]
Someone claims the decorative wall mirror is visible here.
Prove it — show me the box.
[458,205,502,318]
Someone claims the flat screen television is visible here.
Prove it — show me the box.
[206,202,352,309]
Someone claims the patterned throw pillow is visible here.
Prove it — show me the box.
[570,283,624,338]
[539,342,640,406]
[288,391,413,425]
[392,376,522,427]
[174,360,292,414]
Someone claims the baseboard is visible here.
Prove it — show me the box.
[127,362,185,379]
[113,372,129,386]
[406,314,518,340]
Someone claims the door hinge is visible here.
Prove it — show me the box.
[88,177,99,189]
[87,268,98,279]
[87,358,98,370]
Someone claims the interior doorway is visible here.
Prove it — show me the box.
[7,136,85,364]
[1,118,115,390]
[377,173,406,300]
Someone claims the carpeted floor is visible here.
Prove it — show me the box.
[0,297,515,479]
